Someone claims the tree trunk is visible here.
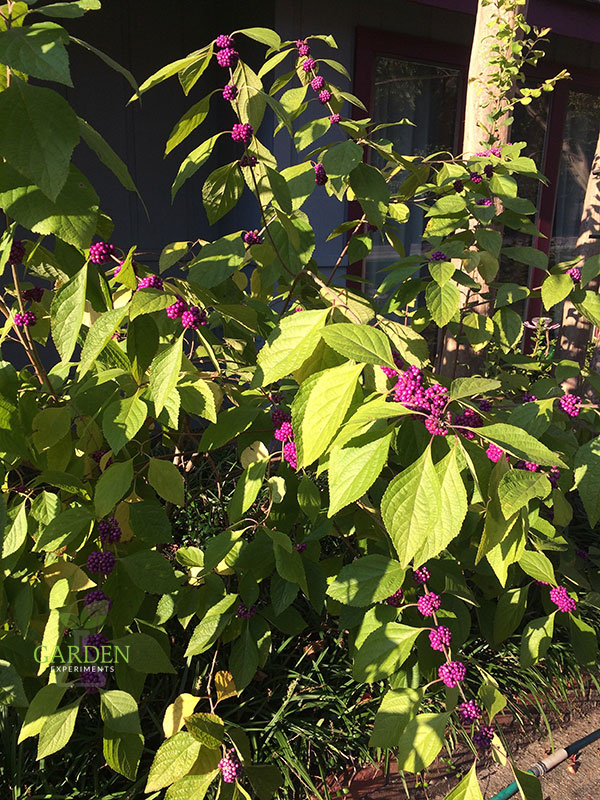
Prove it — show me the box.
[437,0,527,377]
[556,128,600,393]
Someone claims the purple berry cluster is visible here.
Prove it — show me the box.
[479,398,492,412]
[516,460,540,473]
[166,297,188,319]
[413,566,430,585]
[302,57,316,73]
[80,668,107,693]
[474,146,502,157]
[22,286,44,303]
[181,306,207,329]
[458,700,482,723]
[14,311,36,328]
[283,441,297,470]
[429,251,446,262]
[274,421,294,441]
[243,229,263,246]
[521,393,537,403]
[84,589,112,615]
[382,363,450,437]
[547,466,560,489]
[98,517,121,544]
[486,443,505,463]
[470,172,482,184]
[216,47,238,69]
[87,550,116,575]
[429,625,452,651]
[137,275,163,291]
[8,239,25,265]
[222,84,238,101]
[296,39,311,57]
[89,241,115,264]
[559,393,580,418]
[239,154,258,168]
[219,751,243,783]
[476,198,493,206]
[82,632,109,650]
[231,123,253,144]
[271,408,297,469]
[314,162,328,186]
[417,592,441,617]
[550,585,577,613]
[453,179,464,193]
[385,588,404,607]
[473,725,495,750]
[568,267,581,283]
[453,408,482,440]
[236,603,257,619]
[438,660,466,688]
[484,164,494,178]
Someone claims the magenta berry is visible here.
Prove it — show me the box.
[216,47,239,68]
[21,286,44,303]
[243,229,263,246]
[425,414,449,437]
[318,89,331,104]
[8,239,25,265]
[558,393,581,418]
[87,550,116,575]
[98,517,121,544]
[283,441,297,470]
[568,266,581,283]
[484,164,494,178]
[385,588,404,607]
[215,34,234,49]
[470,172,482,183]
[181,306,207,329]
[550,585,577,613]
[80,667,107,693]
[547,466,560,489]
[314,162,328,186]
[329,113,341,124]
[414,566,430,585]
[166,298,188,319]
[14,311,36,328]
[417,592,441,617]
[274,421,294,442]
[218,751,243,783]
[222,84,238,101]
[429,251,446,262]
[310,75,325,92]
[473,725,495,750]
[429,625,452,652]
[521,393,537,403]
[231,122,253,144]
[236,603,257,619]
[516,460,540,473]
[295,542,307,553]
[83,589,112,617]
[476,198,493,206]
[271,408,290,427]
[453,179,464,192]
[89,241,115,264]
[438,660,466,688]
[239,154,258,168]
[297,43,311,57]
[82,632,109,650]
[302,57,316,72]
[486,443,504,463]
[458,700,482,723]
[479,398,492,412]
[137,275,163,291]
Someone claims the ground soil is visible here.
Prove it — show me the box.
[325,694,600,799]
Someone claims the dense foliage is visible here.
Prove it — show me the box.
[0,2,599,799]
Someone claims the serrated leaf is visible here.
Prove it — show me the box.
[79,306,129,376]
[0,22,72,85]
[0,78,79,200]
[185,595,238,656]
[353,623,422,682]
[171,133,224,200]
[449,377,500,401]
[37,1,101,18]
[164,773,219,800]
[37,699,81,759]
[228,458,269,523]
[145,732,202,793]
[202,161,245,225]
[159,241,189,272]
[148,458,185,506]
[444,764,484,800]
[78,117,142,200]
[574,435,600,526]
[541,272,573,310]
[321,323,394,367]
[102,392,147,455]
[185,712,224,748]
[327,555,404,607]
[518,550,556,585]
[19,684,67,742]
[94,459,133,517]
[395,713,450,772]
[381,448,441,567]
[162,694,200,738]
[478,423,566,468]
[497,470,551,517]
[520,613,555,668]
[426,280,460,326]
[513,767,543,800]
[369,688,421,747]
[165,91,215,155]
[328,430,392,515]
[51,264,87,362]
[292,361,364,467]
[149,336,183,416]
[100,690,142,734]
[254,309,329,385]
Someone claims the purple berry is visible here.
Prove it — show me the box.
[558,393,581,418]
[166,298,188,319]
[302,57,316,73]
[295,542,307,553]
[219,751,243,783]
[438,660,466,688]
[8,239,25,265]
[479,398,492,412]
[274,421,294,442]
[453,179,464,192]
[547,466,560,489]
[550,585,577,613]
[89,241,115,264]
[314,162,328,186]
[385,588,404,607]
[87,550,116,575]
[414,567,430,585]
[476,198,493,206]
[82,632,109,650]
[297,44,311,57]
[181,306,207,329]
[486,443,504,463]
[329,113,341,124]
[484,164,494,178]
[318,89,331,105]
[236,603,257,619]
[521,393,537,403]
[429,625,452,651]
[80,667,107,693]
[137,275,163,291]
[98,517,121,544]
[231,123,253,145]
[83,589,112,618]
[222,84,238,101]
[568,267,581,283]
[243,229,263,246]
[271,408,291,427]
[458,700,482,723]
[429,251,446,262]
[470,172,482,184]
[283,441,297,470]
[239,154,258,168]
[216,47,239,68]
[417,592,441,617]
[310,75,325,92]
[473,725,494,750]
[21,286,44,303]
[14,311,36,328]
[215,34,235,49]
[425,413,449,437]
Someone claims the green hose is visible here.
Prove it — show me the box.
[487,726,600,800]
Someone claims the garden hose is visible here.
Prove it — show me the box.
[488,726,600,799]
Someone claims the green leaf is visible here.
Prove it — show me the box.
[178,377,216,423]
[273,540,308,595]
[463,312,494,351]
[229,621,260,691]
[292,361,364,467]
[199,406,259,451]
[245,765,283,800]
[232,60,265,129]
[128,501,171,545]
[165,91,215,155]
[353,623,422,683]
[0,660,28,707]
[0,78,79,200]
[327,555,405,607]
[103,729,143,781]
[171,133,225,200]
[513,767,543,800]
[228,458,269,523]
[145,731,202,793]
[111,633,175,674]
[449,377,500,401]
[51,264,87,362]
[322,140,363,177]
[478,423,566,468]
[581,253,600,286]
[426,280,460,327]
[202,161,244,225]
[369,688,421,747]
[159,241,189,272]
[164,773,219,800]
[120,550,179,594]
[235,27,281,48]
[493,586,529,645]
[69,36,138,92]
[574,290,600,329]
[148,457,185,506]
[497,470,551,517]
[148,336,183,416]
[37,699,81,759]
[520,613,555,668]
[185,595,238,656]
[94,459,133,517]
[100,690,142,734]
[443,764,484,800]
[503,246,548,270]
[413,447,467,565]
[34,505,93,552]
[102,392,147,455]
[478,682,506,722]
[395,713,450,772]
[184,712,224,748]
[125,315,158,383]
[328,430,392,515]
[78,117,142,199]
[254,308,329,385]
[294,117,330,152]
[297,475,321,521]
[518,550,556,585]
[178,46,213,95]
[541,273,573,311]
[188,233,245,288]
[569,615,598,667]
[0,162,98,248]
[37,1,101,18]
[381,448,441,567]
[32,406,71,452]
[133,46,211,99]
[321,323,394,367]
[79,306,129,376]
[2,501,27,560]
[574,435,600,526]
[0,22,72,85]
[476,228,502,258]
[19,684,67,742]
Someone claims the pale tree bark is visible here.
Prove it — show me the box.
[556,128,600,393]
[438,0,528,377]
